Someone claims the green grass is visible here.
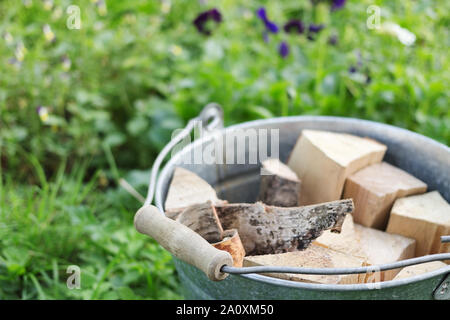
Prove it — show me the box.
[0,158,181,299]
[0,0,449,300]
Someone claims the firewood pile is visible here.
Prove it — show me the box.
[164,130,450,284]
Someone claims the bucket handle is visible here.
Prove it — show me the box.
[134,104,232,281]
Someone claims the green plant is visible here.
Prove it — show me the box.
[0,158,181,299]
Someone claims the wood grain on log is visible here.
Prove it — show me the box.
[243,244,368,284]
[313,214,368,260]
[393,261,448,280]
[212,229,246,267]
[355,224,416,281]
[386,191,450,258]
[258,158,301,207]
[215,199,353,256]
[287,130,387,205]
[176,201,224,243]
[343,162,427,229]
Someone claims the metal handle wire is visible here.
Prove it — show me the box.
[222,252,450,276]
[144,103,224,206]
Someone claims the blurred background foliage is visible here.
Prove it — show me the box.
[0,0,448,299]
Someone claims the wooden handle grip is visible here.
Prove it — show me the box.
[134,205,233,281]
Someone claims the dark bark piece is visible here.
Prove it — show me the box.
[212,229,246,267]
[176,201,224,243]
[215,199,353,256]
[258,158,301,207]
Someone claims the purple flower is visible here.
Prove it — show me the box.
[256,7,267,20]
[279,41,289,58]
[284,19,304,34]
[308,24,325,33]
[311,0,346,10]
[256,7,279,33]
[331,0,346,11]
[349,65,357,73]
[328,34,338,45]
[307,23,325,40]
[193,8,222,35]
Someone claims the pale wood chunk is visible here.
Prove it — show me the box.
[164,167,225,219]
[243,244,368,284]
[215,199,353,256]
[258,158,301,207]
[313,214,368,261]
[176,201,223,243]
[393,261,448,280]
[212,229,246,267]
[355,224,416,281]
[287,130,387,205]
[343,162,427,230]
[386,191,450,258]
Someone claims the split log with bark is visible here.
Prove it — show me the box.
[215,199,353,256]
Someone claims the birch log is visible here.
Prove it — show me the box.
[215,199,353,256]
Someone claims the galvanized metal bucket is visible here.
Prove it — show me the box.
[145,104,450,300]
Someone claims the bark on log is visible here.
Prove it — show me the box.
[215,199,353,256]
[212,229,246,267]
[176,201,224,243]
[258,158,301,207]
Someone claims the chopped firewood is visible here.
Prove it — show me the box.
[215,199,353,256]
[313,214,368,260]
[343,162,427,229]
[212,229,246,267]
[355,224,416,281]
[287,130,387,205]
[176,201,223,243]
[393,261,448,280]
[243,244,368,284]
[164,167,226,219]
[386,191,450,258]
[258,158,301,207]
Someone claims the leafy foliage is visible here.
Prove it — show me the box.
[0,0,448,300]
[0,161,181,299]
[1,0,448,178]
